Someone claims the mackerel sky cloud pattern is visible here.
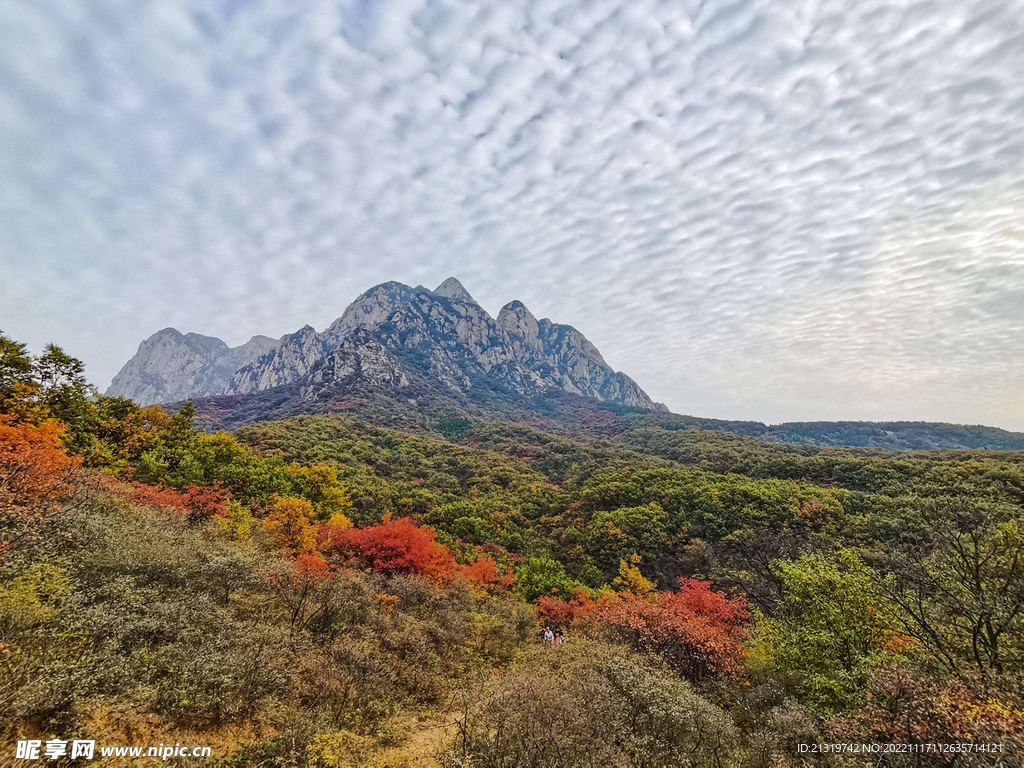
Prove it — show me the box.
[1,0,1023,428]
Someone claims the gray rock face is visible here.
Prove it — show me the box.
[300,329,412,401]
[106,329,278,405]
[227,325,327,395]
[320,281,419,348]
[108,277,664,411]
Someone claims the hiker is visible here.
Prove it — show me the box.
[543,626,554,643]
[554,628,564,645]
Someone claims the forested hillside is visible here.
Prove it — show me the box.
[186,377,1024,454]
[614,413,1024,451]
[2,330,1023,766]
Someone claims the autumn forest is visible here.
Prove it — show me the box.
[1,330,1022,766]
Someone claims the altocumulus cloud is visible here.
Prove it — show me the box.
[1,0,1023,429]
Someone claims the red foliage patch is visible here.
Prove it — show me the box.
[294,552,333,581]
[537,579,749,684]
[536,595,579,626]
[322,514,458,584]
[130,482,229,520]
[316,521,351,553]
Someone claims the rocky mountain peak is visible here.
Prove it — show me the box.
[321,282,417,345]
[106,328,280,405]
[433,277,476,304]
[538,319,607,367]
[227,324,326,395]
[109,277,665,413]
[497,300,542,359]
[497,300,538,329]
[181,332,230,353]
[222,334,280,371]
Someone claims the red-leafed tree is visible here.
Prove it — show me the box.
[587,578,749,683]
[321,514,457,583]
[294,551,333,581]
[179,483,230,520]
[536,595,579,626]
[130,482,191,511]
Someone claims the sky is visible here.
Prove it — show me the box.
[1,0,1023,430]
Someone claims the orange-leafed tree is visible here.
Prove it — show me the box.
[322,514,457,584]
[458,555,514,592]
[265,495,317,557]
[0,414,80,526]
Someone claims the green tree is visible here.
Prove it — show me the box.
[756,550,907,712]
[0,331,44,421]
[34,345,98,451]
[879,498,1024,677]
[165,401,198,448]
[584,502,669,572]
[516,556,584,602]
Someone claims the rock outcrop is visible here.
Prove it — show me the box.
[108,278,664,412]
[106,329,278,405]
[227,325,326,395]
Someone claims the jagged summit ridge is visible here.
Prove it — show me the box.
[108,279,665,412]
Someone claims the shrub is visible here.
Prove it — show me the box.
[0,562,71,638]
[583,579,749,684]
[447,640,740,767]
[297,637,401,729]
[833,663,1024,750]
